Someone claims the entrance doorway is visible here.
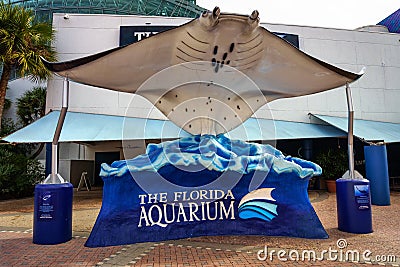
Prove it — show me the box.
[94,151,120,186]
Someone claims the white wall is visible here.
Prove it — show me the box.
[46,13,400,125]
[259,23,400,123]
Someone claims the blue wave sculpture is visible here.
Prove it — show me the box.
[86,135,327,247]
[102,134,322,178]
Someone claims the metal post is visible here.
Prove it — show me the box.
[336,84,372,235]
[345,83,355,180]
[44,77,69,184]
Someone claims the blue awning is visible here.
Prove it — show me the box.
[1,111,189,143]
[2,111,346,143]
[312,114,400,143]
[232,117,345,141]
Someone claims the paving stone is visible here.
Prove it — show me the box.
[1,192,399,266]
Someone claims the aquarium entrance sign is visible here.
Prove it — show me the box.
[84,136,326,247]
[137,189,236,228]
[85,170,327,247]
[119,25,299,47]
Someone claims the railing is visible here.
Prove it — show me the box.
[6,0,205,21]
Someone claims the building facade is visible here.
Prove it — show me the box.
[4,11,400,187]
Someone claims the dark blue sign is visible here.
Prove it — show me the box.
[120,25,176,46]
[354,184,370,210]
[38,191,55,220]
[85,169,327,247]
[119,26,299,47]
[85,135,326,247]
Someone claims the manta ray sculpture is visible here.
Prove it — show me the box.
[43,7,363,135]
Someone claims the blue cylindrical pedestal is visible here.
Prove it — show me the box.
[33,183,73,244]
[336,179,372,234]
[364,145,390,205]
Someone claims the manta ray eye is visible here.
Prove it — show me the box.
[250,10,259,20]
[212,6,220,17]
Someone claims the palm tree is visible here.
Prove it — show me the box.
[0,2,56,133]
[16,86,47,158]
[16,86,46,126]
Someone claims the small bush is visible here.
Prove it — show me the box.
[0,84,48,200]
[0,118,44,199]
[315,148,348,180]
[0,145,45,199]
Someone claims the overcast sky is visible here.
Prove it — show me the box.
[196,0,399,30]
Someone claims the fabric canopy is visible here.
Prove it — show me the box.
[2,111,345,143]
[42,8,362,136]
[2,111,188,143]
[312,114,400,143]
[231,116,345,141]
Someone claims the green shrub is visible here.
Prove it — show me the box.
[0,118,44,199]
[0,83,47,199]
[0,145,44,199]
[0,117,19,138]
[315,148,348,180]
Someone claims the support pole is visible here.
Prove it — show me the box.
[336,83,372,234]
[33,78,73,245]
[44,77,69,184]
[345,83,355,180]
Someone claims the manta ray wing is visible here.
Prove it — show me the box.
[43,8,363,135]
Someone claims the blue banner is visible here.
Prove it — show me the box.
[85,135,327,247]
[119,26,299,47]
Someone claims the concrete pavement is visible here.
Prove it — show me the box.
[1,191,399,267]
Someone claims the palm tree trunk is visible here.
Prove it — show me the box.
[0,64,12,134]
